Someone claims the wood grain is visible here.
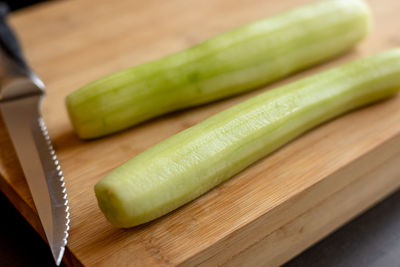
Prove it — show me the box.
[0,0,399,266]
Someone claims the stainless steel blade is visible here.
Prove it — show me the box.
[0,88,69,265]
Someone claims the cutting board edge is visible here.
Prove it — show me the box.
[227,142,400,266]
[0,171,81,266]
[0,172,43,237]
[178,132,400,266]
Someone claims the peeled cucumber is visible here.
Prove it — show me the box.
[95,49,400,228]
[66,0,371,139]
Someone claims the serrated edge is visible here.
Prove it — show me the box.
[38,118,70,251]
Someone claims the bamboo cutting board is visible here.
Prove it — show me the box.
[1,0,400,266]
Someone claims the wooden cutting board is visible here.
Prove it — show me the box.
[1,0,400,266]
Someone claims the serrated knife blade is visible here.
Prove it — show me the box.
[0,4,69,266]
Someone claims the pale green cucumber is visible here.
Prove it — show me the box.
[67,0,371,139]
[95,49,400,228]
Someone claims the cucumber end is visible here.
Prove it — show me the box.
[65,93,99,139]
[65,93,84,138]
[357,0,373,40]
[95,181,138,228]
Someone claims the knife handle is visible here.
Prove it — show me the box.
[0,3,44,102]
[0,3,29,70]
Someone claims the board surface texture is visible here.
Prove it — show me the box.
[0,0,399,266]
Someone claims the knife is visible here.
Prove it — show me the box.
[0,4,69,265]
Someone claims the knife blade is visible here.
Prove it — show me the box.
[0,4,69,265]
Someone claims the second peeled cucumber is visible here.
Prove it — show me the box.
[66,0,371,139]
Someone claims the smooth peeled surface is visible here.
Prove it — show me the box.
[66,0,371,139]
[95,49,400,228]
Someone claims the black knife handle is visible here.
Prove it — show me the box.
[0,3,29,75]
[0,3,44,102]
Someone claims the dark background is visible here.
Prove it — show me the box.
[3,0,47,11]
[1,1,400,267]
